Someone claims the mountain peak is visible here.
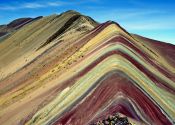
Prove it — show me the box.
[62,10,81,15]
[0,10,174,125]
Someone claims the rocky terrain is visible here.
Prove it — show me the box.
[0,10,174,125]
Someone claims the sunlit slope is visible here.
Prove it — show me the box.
[0,10,98,80]
[0,13,174,125]
[0,17,42,37]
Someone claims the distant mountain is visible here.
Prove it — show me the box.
[0,16,42,38]
[0,10,174,125]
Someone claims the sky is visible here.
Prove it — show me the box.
[0,0,175,45]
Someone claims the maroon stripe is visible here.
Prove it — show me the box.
[54,73,172,125]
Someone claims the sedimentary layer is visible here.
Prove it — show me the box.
[0,11,174,125]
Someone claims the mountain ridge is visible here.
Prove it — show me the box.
[0,10,174,125]
[0,10,98,81]
[0,16,43,38]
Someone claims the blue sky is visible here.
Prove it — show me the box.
[0,0,175,45]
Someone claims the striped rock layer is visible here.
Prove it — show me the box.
[0,11,175,125]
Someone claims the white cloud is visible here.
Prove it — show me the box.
[48,1,71,6]
[0,5,17,10]
[0,0,99,10]
[0,1,75,10]
[23,3,45,9]
[47,2,61,6]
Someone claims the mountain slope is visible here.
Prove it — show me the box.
[0,10,98,81]
[0,16,42,39]
[0,11,174,125]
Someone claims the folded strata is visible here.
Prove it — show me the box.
[0,10,174,125]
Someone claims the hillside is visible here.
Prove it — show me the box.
[0,16,42,38]
[0,10,174,125]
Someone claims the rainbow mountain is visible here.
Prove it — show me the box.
[0,10,175,125]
